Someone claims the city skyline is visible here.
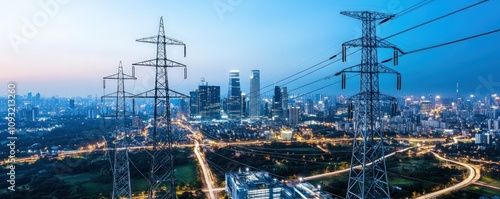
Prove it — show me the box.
[1,1,499,98]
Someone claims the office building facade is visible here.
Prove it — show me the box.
[228,70,242,120]
[250,70,261,118]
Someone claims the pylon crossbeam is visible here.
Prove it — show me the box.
[133,58,186,68]
[137,35,186,46]
[133,88,189,99]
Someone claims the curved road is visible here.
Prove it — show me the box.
[304,147,414,181]
[415,152,480,199]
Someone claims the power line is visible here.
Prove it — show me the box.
[383,0,489,40]
[255,0,444,96]
[278,1,491,98]
[220,147,333,166]
[392,0,434,19]
[207,149,289,180]
[290,75,359,100]
[291,27,499,98]
[260,57,337,95]
[287,50,360,93]
[260,44,340,86]
[378,28,500,63]
[403,28,500,55]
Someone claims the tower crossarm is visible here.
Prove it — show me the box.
[349,92,396,102]
[137,35,185,46]
[133,58,186,68]
[132,88,189,99]
[340,11,394,21]
[342,37,403,53]
[376,64,400,74]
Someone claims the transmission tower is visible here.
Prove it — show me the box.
[133,17,187,199]
[335,11,402,199]
[103,61,137,199]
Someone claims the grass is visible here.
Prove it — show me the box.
[480,176,500,187]
[57,173,95,185]
[388,176,416,186]
[58,172,112,195]
[81,182,113,196]
[466,185,500,197]
[175,164,197,184]
[55,162,198,197]
[131,178,149,193]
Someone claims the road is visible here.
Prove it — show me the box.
[304,147,414,181]
[473,181,500,190]
[469,158,500,165]
[193,140,216,199]
[178,122,218,199]
[4,135,457,165]
[415,152,481,199]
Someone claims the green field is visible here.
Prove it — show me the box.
[480,176,500,187]
[175,164,197,184]
[56,162,198,196]
[131,178,149,193]
[58,173,112,196]
[465,185,500,197]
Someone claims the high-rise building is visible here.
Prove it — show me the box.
[272,86,283,119]
[228,70,242,120]
[189,91,199,117]
[305,99,314,115]
[178,99,189,118]
[250,70,261,118]
[475,133,486,144]
[420,100,432,115]
[69,99,75,109]
[198,85,221,119]
[190,79,221,120]
[222,97,228,114]
[282,87,289,119]
[289,106,300,126]
[241,93,247,118]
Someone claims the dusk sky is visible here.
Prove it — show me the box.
[1,0,499,98]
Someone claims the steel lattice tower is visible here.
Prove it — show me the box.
[336,11,402,199]
[103,61,136,199]
[133,17,187,199]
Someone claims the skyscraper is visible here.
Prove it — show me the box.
[228,70,242,120]
[190,79,221,120]
[272,86,283,119]
[241,93,247,118]
[250,70,260,118]
[198,85,221,119]
[189,90,199,117]
[282,87,289,119]
[289,106,300,126]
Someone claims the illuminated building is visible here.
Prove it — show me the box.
[225,171,332,199]
[289,107,300,126]
[226,171,288,199]
[228,70,242,120]
[250,70,261,118]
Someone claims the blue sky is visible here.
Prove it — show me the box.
[1,0,499,98]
